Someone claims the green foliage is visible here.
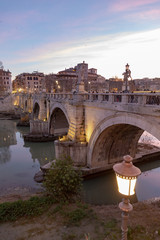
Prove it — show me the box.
[65,207,87,225]
[128,225,149,240]
[0,196,55,222]
[104,218,118,229]
[102,218,120,240]
[43,156,82,203]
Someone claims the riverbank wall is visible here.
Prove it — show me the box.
[0,94,14,112]
[0,95,20,119]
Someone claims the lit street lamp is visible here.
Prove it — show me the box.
[113,155,141,240]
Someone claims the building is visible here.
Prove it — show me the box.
[0,63,12,96]
[12,71,45,93]
[108,77,136,93]
[133,78,160,91]
[45,61,108,93]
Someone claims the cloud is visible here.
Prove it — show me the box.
[128,8,160,20]
[9,28,160,79]
[110,0,159,12]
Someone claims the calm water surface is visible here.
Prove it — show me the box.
[1,119,160,204]
[0,120,55,196]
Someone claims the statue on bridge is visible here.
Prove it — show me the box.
[122,63,132,93]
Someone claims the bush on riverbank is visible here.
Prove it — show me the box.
[43,156,82,203]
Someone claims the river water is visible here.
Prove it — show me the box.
[0,119,160,205]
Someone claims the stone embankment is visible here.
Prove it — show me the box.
[0,94,20,119]
[24,134,58,142]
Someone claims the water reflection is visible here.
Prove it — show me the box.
[23,141,55,166]
[0,147,11,164]
[0,120,17,147]
[0,120,55,196]
[0,120,17,164]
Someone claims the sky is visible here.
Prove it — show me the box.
[0,0,160,80]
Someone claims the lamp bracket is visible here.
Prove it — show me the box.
[119,198,133,212]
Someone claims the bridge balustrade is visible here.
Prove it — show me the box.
[68,94,73,100]
[83,94,89,101]
[146,95,160,105]
[29,92,160,108]
[114,95,122,103]
[102,94,109,101]
[93,94,98,101]
[128,95,138,104]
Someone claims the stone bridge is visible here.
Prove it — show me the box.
[13,91,160,172]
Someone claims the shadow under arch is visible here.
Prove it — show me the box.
[87,112,160,168]
[33,102,40,120]
[49,107,69,136]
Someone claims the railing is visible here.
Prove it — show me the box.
[17,92,160,107]
[128,95,138,104]
[47,92,160,106]
[114,95,122,103]
[146,95,160,105]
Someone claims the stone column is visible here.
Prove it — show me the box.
[67,101,86,142]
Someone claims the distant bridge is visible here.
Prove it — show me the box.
[13,91,160,171]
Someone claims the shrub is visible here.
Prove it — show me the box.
[43,156,82,203]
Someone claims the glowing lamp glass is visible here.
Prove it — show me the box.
[116,174,137,196]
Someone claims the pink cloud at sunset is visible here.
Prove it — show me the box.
[128,8,160,20]
[110,0,159,12]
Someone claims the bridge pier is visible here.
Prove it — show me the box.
[38,94,47,121]
[55,140,87,167]
[30,119,49,135]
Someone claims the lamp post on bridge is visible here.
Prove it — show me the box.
[113,155,141,240]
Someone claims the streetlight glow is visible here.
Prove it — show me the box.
[113,155,141,240]
[113,155,141,196]
[116,175,137,196]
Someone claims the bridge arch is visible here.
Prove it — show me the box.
[49,103,70,136]
[33,102,40,120]
[87,112,160,168]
